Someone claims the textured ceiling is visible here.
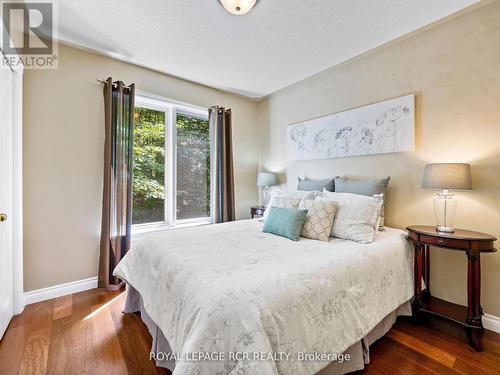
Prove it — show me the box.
[54,0,481,99]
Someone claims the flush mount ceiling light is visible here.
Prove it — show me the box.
[218,0,260,15]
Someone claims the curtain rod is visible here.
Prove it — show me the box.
[96,78,133,89]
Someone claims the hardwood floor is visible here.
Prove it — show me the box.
[1,288,499,375]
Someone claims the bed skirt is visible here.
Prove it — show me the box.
[124,285,411,375]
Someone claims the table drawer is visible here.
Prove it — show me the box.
[420,235,470,250]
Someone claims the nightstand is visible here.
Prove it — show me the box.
[406,225,497,351]
[250,206,266,219]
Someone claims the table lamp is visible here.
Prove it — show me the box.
[422,163,472,233]
[256,172,277,206]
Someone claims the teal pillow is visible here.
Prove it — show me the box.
[262,206,308,241]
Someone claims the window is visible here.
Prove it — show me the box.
[132,94,210,229]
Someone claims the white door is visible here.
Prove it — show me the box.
[0,64,14,339]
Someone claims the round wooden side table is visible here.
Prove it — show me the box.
[406,225,497,351]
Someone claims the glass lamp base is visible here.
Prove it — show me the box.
[433,190,457,233]
[436,225,455,233]
[262,187,271,206]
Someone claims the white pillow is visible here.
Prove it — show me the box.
[263,191,318,220]
[372,193,384,232]
[316,192,383,243]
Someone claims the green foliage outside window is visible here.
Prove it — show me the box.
[176,113,210,220]
[132,108,165,224]
[132,107,210,224]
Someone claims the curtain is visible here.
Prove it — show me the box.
[98,77,135,290]
[209,106,235,223]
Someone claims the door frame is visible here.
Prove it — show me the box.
[12,61,24,315]
[0,29,25,316]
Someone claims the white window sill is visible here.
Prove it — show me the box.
[132,220,211,238]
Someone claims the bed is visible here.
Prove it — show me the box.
[114,219,414,375]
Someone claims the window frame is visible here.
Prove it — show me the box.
[132,92,211,233]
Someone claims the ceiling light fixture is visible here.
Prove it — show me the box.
[218,0,260,15]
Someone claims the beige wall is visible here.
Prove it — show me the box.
[23,43,259,291]
[258,2,500,316]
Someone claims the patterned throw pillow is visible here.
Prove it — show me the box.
[299,199,337,241]
[262,191,318,220]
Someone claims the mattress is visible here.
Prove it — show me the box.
[114,219,414,375]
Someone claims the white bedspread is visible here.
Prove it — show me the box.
[114,219,413,375]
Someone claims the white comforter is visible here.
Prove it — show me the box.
[114,219,413,375]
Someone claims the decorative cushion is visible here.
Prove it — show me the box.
[262,206,308,241]
[262,191,317,220]
[334,176,390,228]
[317,192,383,243]
[297,177,335,192]
[299,199,337,241]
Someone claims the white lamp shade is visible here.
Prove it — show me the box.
[256,172,277,187]
[218,0,259,15]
